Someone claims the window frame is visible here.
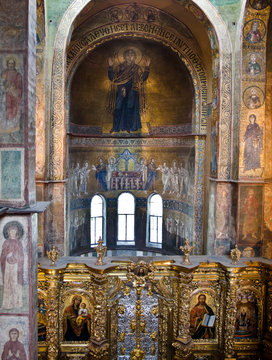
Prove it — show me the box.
[146,193,163,248]
[90,194,106,246]
[117,192,135,245]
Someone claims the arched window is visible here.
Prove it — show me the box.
[118,192,135,244]
[90,195,106,246]
[147,194,163,246]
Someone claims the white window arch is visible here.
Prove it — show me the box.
[117,192,135,245]
[90,194,106,246]
[147,193,163,246]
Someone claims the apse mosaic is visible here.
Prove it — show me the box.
[69,38,194,135]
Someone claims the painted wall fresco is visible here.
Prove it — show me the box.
[0,218,28,313]
[0,148,24,201]
[238,185,263,255]
[0,316,29,360]
[214,183,237,255]
[36,0,46,179]
[0,54,24,144]
[70,39,194,135]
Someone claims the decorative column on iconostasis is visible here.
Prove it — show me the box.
[0,0,38,359]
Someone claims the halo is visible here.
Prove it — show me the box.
[117,46,142,65]
[2,54,22,70]
[6,327,23,338]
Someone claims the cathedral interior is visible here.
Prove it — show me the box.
[1,0,272,359]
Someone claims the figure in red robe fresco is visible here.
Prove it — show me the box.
[1,58,22,131]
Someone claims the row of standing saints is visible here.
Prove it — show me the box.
[71,156,194,198]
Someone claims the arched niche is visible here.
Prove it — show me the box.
[48,0,232,254]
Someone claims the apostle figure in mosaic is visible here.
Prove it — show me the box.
[72,163,80,196]
[0,221,24,310]
[243,114,262,172]
[190,294,215,339]
[1,328,27,360]
[107,157,117,191]
[79,162,90,195]
[106,48,150,133]
[170,160,179,195]
[145,158,158,191]
[92,158,107,191]
[157,162,171,194]
[1,57,22,130]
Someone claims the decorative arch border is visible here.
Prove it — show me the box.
[49,0,232,181]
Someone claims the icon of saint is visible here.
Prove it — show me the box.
[190,294,215,339]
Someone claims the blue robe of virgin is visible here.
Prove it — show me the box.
[107,63,149,132]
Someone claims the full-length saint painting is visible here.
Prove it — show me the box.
[0,220,27,311]
[238,186,262,251]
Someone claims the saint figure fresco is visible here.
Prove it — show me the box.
[1,328,27,360]
[0,57,22,131]
[63,295,91,341]
[241,189,260,243]
[243,114,262,172]
[0,221,24,310]
[190,294,215,339]
[106,48,150,133]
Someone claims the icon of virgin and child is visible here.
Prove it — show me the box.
[63,295,91,341]
[106,47,150,133]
